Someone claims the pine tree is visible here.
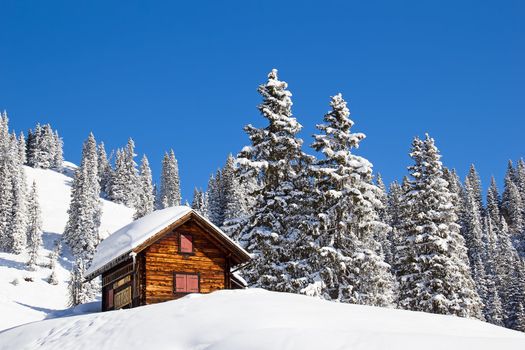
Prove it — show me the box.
[237,69,312,292]
[485,282,505,327]
[486,177,502,231]
[466,165,484,216]
[395,135,483,318]
[134,155,155,220]
[221,155,251,241]
[68,258,96,306]
[97,142,113,197]
[159,150,181,208]
[107,139,139,207]
[109,149,127,204]
[304,93,394,305]
[26,181,43,270]
[52,130,63,169]
[502,174,524,239]
[123,138,139,206]
[206,171,224,226]
[375,173,393,265]
[494,218,521,327]
[10,132,28,254]
[63,133,102,262]
[462,176,488,304]
[18,132,26,165]
[514,302,525,332]
[0,112,15,251]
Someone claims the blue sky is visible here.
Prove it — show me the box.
[1,1,524,201]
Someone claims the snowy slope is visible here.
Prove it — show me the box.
[1,289,524,350]
[0,164,134,331]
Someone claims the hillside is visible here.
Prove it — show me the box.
[0,163,134,331]
[1,289,524,350]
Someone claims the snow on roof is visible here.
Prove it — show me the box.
[86,206,249,278]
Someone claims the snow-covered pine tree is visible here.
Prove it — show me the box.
[221,154,250,241]
[387,179,405,268]
[25,124,41,168]
[494,218,522,327]
[97,142,113,197]
[485,282,505,327]
[9,132,28,254]
[0,112,15,251]
[516,159,525,204]
[395,134,483,319]
[63,133,102,262]
[109,148,127,204]
[47,241,61,285]
[462,176,488,305]
[206,171,224,226]
[305,93,394,306]
[52,130,63,169]
[236,69,313,293]
[191,188,204,213]
[486,177,502,231]
[159,150,181,208]
[501,173,524,241]
[18,132,26,165]
[466,165,484,216]
[26,181,43,270]
[134,155,155,220]
[107,139,139,207]
[443,168,464,221]
[375,173,393,265]
[68,258,96,306]
[123,138,139,206]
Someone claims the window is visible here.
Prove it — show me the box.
[174,273,200,293]
[179,233,193,254]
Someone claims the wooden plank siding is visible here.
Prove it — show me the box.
[144,220,227,305]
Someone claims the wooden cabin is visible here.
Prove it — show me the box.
[85,206,251,311]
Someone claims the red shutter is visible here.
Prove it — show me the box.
[180,234,193,253]
[187,275,199,293]
[175,274,187,293]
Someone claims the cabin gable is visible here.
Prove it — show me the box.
[143,219,229,305]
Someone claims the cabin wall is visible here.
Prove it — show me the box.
[101,259,135,312]
[144,220,227,305]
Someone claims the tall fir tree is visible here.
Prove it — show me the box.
[97,142,113,197]
[206,171,224,226]
[10,132,28,254]
[395,135,483,319]
[18,132,26,165]
[68,258,97,306]
[26,181,43,270]
[159,150,181,208]
[237,69,312,292]
[221,155,251,241]
[307,93,394,306]
[462,176,488,305]
[375,173,393,265]
[63,133,102,262]
[134,155,155,220]
[0,113,15,251]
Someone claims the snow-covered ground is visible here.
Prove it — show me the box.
[1,289,524,350]
[0,164,134,331]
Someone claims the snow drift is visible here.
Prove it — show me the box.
[1,289,524,350]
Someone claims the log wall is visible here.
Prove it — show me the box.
[144,220,227,305]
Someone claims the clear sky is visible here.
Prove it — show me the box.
[1,1,524,201]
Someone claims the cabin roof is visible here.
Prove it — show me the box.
[85,206,251,280]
